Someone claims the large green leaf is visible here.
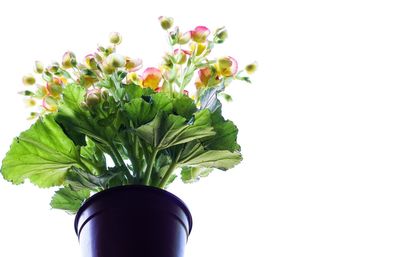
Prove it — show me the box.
[55,84,114,146]
[124,93,173,128]
[203,108,240,152]
[176,141,242,171]
[50,187,90,214]
[1,115,81,188]
[135,109,215,150]
[173,95,197,119]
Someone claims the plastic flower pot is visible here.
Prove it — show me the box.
[74,185,193,257]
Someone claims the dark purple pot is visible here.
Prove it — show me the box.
[74,185,193,257]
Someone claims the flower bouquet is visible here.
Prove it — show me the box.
[1,17,256,214]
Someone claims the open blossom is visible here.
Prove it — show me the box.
[125,57,143,72]
[190,26,210,43]
[142,67,162,89]
[46,77,64,98]
[216,56,238,77]
[195,67,212,89]
[126,72,142,85]
[42,96,58,112]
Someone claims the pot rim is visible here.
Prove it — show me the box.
[74,185,193,235]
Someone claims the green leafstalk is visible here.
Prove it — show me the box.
[143,149,159,185]
[158,160,178,188]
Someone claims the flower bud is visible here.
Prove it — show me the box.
[106,53,126,68]
[24,98,37,107]
[142,67,162,89]
[125,57,143,72]
[85,54,98,70]
[214,27,228,43]
[22,74,36,86]
[48,62,60,73]
[34,61,44,74]
[85,89,101,107]
[173,49,189,64]
[190,26,210,43]
[216,56,238,77]
[178,31,191,44]
[109,32,122,45]
[159,16,174,30]
[245,62,257,74]
[28,112,39,120]
[62,51,76,69]
[102,62,115,74]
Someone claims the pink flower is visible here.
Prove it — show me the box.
[216,56,238,77]
[142,67,162,89]
[190,26,210,43]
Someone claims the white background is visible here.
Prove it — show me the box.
[0,0,400,256]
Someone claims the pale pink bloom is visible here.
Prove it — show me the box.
[142,67,162,89]
[190,26,210,43]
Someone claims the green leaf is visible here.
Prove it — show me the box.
[50,187,90,214]
[177,141,242,171]
[135,109,215,150]
[65,167,107,191]
[1,115,81,188]
[56,84,114,146]
[125,84,143,100]
[124,93,173,128]
[181,166,213,183]
[173,95,197,119]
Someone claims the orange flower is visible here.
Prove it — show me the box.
[142,67,162,89]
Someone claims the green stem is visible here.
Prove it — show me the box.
[143,149,158,186]
[158,161,178,188]
[110,143,134,183]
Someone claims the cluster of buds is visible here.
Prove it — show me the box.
[20,17,256,119]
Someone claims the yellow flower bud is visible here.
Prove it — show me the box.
[109,32,122,45]
[106,53,126,68]
[245,62,258,74]
[34,61,44,74]
[62,51,76,69]
[22,74,36,86]
[24,98,37,107]
[178,31,191,45]
[159,16,174,30]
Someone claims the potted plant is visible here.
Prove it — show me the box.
[0,17,256,257]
